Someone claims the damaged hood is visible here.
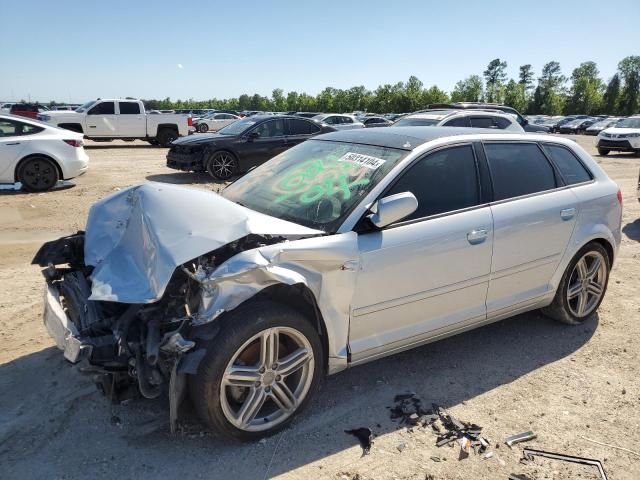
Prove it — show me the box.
[85,183,321,303]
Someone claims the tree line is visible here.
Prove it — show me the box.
[144,56,638,116]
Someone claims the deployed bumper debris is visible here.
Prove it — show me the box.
[389,394,490,459]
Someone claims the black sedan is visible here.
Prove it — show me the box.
[166,115,334,180]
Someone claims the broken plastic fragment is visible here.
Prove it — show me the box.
[345,427,373,456]
[505,430,537,447]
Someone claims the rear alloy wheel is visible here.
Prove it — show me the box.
[198,123,209,133]
[206,151,237,180]
[17,156,59,192]
[189,300,323,440]
[542,243,610,325]
[597,147,610,156]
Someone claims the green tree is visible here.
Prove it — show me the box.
[484,58,508,103]
[603,74,620,114]
[618,56,640,115]
[421,85,449,106]
[538,61,566,114]
[519,64,535,93]
[451,75,484,102]
[504,79,527,113]
[271,89,286,111]
[566,61,603,115]
[286,91,300,111]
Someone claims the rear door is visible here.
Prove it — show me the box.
[483,142,579,315]
[0,118,28,180]
[85,101,117,136]
[117,101,145,137]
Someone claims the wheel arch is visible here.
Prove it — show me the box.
[57,123,84,134]
[157,123,179,133]
[14,153,64,182]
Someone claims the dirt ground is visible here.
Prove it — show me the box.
[0,135,639,480]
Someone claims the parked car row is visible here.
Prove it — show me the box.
[596,115,640,156]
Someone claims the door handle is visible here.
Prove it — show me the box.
[89,125,96,128]
[467,229,488,244]
[5,142,21,145]
[560,208,576,220]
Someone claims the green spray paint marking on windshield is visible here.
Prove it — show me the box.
[274,158,370,204]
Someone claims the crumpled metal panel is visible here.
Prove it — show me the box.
[84,183,321,303]
[195,232,360,370]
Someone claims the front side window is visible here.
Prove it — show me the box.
[494,117,512,129]
[342,116,353,124]
[252,119,285,138]
[118,102,140,114]
[88,102,115,115]
[385,145,480,221]
[542,144,592,185]
[222,139,408,231]
[484,143,557,201]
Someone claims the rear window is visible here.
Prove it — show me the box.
[0,119,44,136]
[118,102,140,114]
[484,143,557,201]
[288,118,321,135]
[541,144,592,185]
[393,117,440,127]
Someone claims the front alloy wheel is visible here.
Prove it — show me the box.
[220,327,314,432]
[206,151,237,180]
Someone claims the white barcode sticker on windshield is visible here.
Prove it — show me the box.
[338,152,386,170]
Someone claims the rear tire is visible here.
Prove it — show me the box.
[189,300,324,441]
[542,242,610,325]
[156,128,178,147]
[597,147,610,156]
[17,156,60,192]
[198,123,209,133]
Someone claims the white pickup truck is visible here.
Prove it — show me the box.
[37,98,191,146]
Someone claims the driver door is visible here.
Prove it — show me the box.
[240,118,288,169]
[86,101,117,136]
[349,144,493,363]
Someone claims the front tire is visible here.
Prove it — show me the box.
[17,156,59,192]
[189,300,324,441]
[206,151,237,180]
[597,147,610,156]
[542,242,610,325]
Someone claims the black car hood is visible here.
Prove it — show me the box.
[172,133,237,146]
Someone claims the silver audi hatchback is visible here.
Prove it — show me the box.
[34,127,622,440]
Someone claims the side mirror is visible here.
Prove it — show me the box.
[368,192,418,229]
[247,131,260,141]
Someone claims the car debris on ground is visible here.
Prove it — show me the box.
[520,447,609,480]
[505,430,537,448]
[344,427,374,456]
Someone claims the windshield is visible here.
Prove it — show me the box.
[616,117,640,128]
[75,101,96,113]
[222,139,409,231]
[393,117,440,127]
[217,117,258,135]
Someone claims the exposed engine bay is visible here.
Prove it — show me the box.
[34,231,290,429]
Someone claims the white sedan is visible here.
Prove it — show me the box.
[194,113,241,133]
[0,114,89,191]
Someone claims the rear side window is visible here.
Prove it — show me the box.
[484,143,557,201]
[494,117,512,129]
[288,118,321,135]
[0,119,43,136]
[342,116,353,124]
[88,102,115,115]
[470,117,496,129]
[444,116,470,127]
[542,144,592,185]
[386,145,479,221]
[118,102,140,114]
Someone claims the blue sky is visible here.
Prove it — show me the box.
[2,0,638,103]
